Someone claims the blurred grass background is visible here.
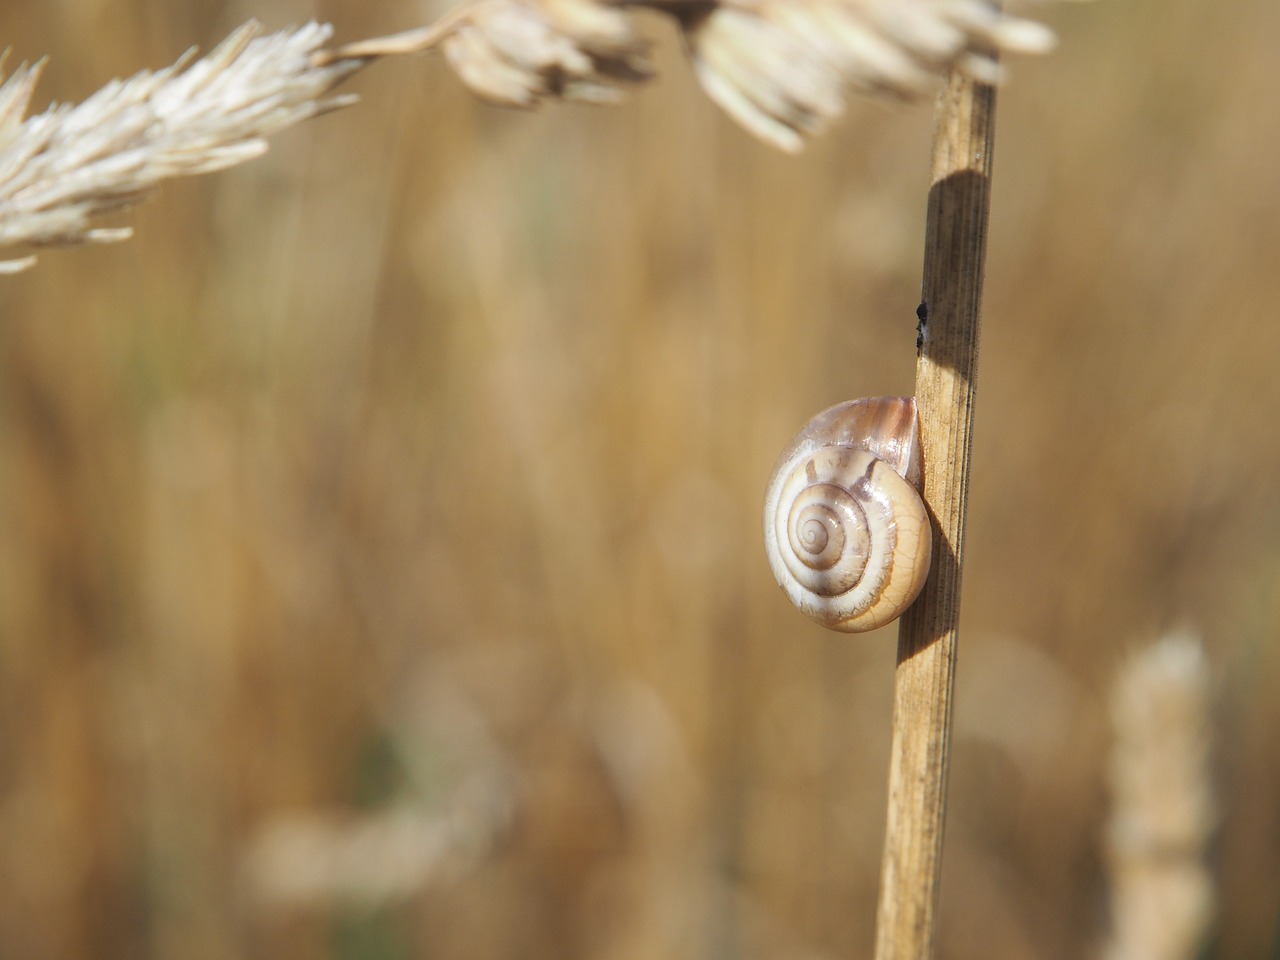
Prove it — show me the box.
[0,0,1277,958]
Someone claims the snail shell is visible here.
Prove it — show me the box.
[763,397,933,632]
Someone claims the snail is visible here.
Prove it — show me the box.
[763,396,933,632]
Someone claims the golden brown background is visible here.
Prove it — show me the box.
[0,0,1276,958]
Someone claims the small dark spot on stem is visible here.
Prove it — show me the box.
[916,301,928,351]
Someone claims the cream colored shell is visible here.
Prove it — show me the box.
[763,397,933,632]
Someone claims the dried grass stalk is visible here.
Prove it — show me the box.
[1104,632,1216,960]
[873,57,997,960]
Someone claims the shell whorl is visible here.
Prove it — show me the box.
[763,397,933,632]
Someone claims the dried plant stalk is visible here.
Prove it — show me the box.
[1103,632,1215,960]
[872,59,997,960]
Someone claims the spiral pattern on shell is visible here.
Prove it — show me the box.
[763,398,933,632]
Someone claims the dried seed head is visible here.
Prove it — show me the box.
[442,0,653,107]
[0,21,360,271]
[677,0,1058,152]
[0,0,1070,269]
[1104,632,1216,960]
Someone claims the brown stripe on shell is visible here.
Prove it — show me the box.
[774,397,921,491]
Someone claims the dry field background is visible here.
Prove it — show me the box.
[0,1,1277,958]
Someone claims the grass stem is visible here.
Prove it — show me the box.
[871,63,997,960]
